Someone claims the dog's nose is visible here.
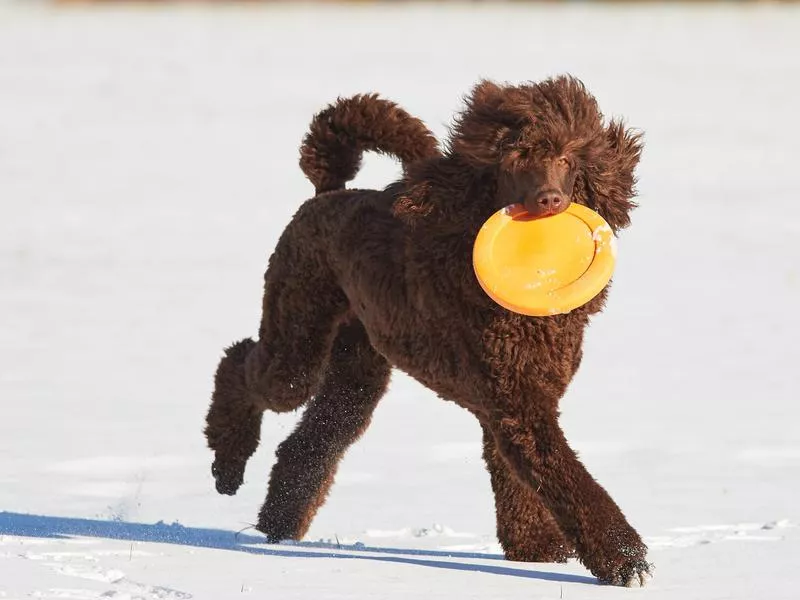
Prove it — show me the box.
[536,192,565,212]
[523,191,569,217]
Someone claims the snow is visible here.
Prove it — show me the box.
[1,1,799,598]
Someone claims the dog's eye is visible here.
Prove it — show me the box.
[557,156,570,167]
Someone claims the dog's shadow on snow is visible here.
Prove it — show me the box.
[0,511,596,585]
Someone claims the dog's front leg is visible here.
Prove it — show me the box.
[481,422,574,563]
[484,403,651,586]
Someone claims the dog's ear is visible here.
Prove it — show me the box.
[586,119,644,232]
[448,80,525,167]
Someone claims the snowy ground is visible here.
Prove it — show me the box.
[1,1,799,598]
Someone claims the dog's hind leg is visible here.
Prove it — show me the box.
[205,249,351,496]
[481,424,573,563]
[204,337,263,495]
[245,242,353,414]
[256,319,390,542]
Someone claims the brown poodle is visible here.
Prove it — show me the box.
[204,75,651,586]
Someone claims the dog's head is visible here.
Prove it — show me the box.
[446,76,643,231]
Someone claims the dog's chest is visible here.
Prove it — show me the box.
[478,311,587,398]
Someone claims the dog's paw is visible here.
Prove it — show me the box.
[599,558,653,587]
[211,458,246,496]
[581,529,652,587]
[255,508,304,545]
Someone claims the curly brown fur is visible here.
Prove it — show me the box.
[204,76,650,586]
[482,423,575,563]
[257,319,390,542]
[299,93,440,194]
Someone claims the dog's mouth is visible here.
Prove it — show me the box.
[522,189,570,219]
[503,201,568,222]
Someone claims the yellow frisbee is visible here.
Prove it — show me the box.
[472,203,616,316]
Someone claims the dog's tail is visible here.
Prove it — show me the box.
[299,94,441,194]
